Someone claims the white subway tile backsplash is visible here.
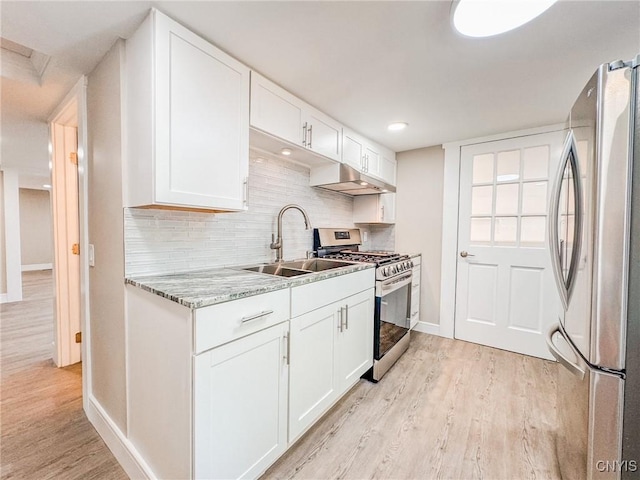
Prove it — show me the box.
[125,154,377,276]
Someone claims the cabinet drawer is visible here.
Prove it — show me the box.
[194,288,290,353]
[291,268,375,318]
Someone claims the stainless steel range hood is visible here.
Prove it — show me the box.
[309,163,396,196]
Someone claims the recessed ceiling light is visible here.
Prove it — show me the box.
[281,148,292,156]
[381,189,389,193]
[360,181,369,186]
[387,122,408,131]
[42,184,52,189]
[451,0,558,38]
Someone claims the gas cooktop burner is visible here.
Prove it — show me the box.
[324,250,409,267]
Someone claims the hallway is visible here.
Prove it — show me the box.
[0,270,127,479]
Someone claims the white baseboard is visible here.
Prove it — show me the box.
[86,395,155,480]
[413,321,444,337]
[0,294,7,304]
[21,263,53,271]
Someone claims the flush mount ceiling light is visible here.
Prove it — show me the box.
[387,122,408,131]
[451,0,558,38]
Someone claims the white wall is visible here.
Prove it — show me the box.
[1,113,49,175]
[395,146,444,328]
[86,39,127,433]
[19,188,53,268]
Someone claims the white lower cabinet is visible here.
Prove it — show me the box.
[126,269,374,480]
[194,321,289,480]
[289,302,339,440]
[289,279,374,441]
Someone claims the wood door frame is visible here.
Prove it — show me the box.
[48,77,90,402]
[438,122,567,340]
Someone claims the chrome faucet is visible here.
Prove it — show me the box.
[270,204,312,262]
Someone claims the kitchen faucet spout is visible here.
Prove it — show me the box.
[270,204,312,262]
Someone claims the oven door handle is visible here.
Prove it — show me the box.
[379,272,412,295]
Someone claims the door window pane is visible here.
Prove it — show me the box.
[497,150,520,182]
[471,185,493,215]
[495,184,519,215]
[521,216,546,246]
[473,154,494,184]
[522,181,547,215]
[523,145,549,180]
[470,217,492,244]
[494,217,517,244]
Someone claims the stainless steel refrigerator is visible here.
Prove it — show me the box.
[546,55,640,480]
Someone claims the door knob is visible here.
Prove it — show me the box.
[460,251,475,258]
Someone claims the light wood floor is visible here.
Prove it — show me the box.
[1,271,559,480]
[264,332,560,480]
[1,270,127,480]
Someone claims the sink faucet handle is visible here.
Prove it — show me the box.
[270,233,281,250]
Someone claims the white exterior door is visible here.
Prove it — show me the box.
[455,131,565,359]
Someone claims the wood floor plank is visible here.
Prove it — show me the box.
[0,270,127,480]
[263,332,560,480]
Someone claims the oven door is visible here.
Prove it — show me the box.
[374,272,412,359]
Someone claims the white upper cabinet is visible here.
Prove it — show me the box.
[342,128,365,171]
[353,193,396,224]
[380,150,397,186]
[250,72,342,163]
[250,72,303,146]
[126,10,250,212]
[341,128,396,186]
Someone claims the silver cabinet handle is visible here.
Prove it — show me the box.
[308,124,313,149]
[344,304,349,330]
[243,177,249,207]
[302,122,308,146]
[361,155,366,172]
[337,308,343,332]
[546,324,585,380]
[459,251,475,258]
[240,310,274,323]
[283,332,290,365]
[381,205,385,221]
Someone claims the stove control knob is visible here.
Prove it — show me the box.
[392,265,398,274]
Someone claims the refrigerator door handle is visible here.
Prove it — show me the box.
[548,130,584,310]
[546,324,586,380]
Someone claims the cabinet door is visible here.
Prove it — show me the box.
[380,193,396,223]
[289,303,339,441]
[337,289,374,392]
[364,145,380,177]
[342,129,365,171]
[194,322,289,480]
[380,151,397,186]
[250,72,304,146]
[154,13,250,211]
[305,107,342,162]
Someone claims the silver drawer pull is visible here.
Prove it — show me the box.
[240,310,274,323]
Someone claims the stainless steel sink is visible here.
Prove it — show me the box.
[242,264,311,277]
[241,258,355,277]
[281,258,355,272]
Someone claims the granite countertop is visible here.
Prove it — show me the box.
[125,261,374,309]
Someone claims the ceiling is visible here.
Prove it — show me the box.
[1,1,639,153]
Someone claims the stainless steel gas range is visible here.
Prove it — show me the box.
[314,228,413,382]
